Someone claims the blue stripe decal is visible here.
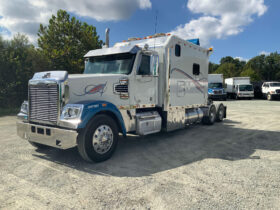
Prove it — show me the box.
[77,101,126,136]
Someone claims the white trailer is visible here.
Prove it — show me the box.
[208,74,227,100]
[17,30,227,162]
[225,77,254,99]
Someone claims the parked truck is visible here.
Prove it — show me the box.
[261,81,280,100]
[208,74,227,100]
[225,77,254,99]
[17,30,227,162]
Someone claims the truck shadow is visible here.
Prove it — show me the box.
[33,119,280,177]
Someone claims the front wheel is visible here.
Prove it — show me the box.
[77,114,119,162]
[267,94,272,101]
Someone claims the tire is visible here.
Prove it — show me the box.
[202,105,216,125]
[216,104,225,122]
[28,141,50,149]
[77,114,119,162]
[267,94,272,101]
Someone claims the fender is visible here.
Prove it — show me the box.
[77,100,126,136]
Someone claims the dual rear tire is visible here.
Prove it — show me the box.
[202,104,225,125]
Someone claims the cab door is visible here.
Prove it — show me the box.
[130,53,159,107]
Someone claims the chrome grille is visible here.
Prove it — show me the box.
[29,83,59,124]
[214,90,222,94]
[114,84,128,93]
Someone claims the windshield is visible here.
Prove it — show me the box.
[209,83,223,89]
[84,53,136,74]
[239,85,253,91]
[270,82,280,87]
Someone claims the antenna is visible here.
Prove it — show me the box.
[154,10,158,50]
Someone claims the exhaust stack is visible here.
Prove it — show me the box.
[105,28,110,48]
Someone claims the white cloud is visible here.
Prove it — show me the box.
[235,57,249,62]
[0,0,152,43]
[259,51,270,56]
[171,0,267,46]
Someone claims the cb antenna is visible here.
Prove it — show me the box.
[154,10,158,50]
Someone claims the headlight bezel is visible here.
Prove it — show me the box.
[20,101,29,114]
[61,104,84,120]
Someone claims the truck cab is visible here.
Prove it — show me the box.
[208,74,227,100]
[234,84,254,99]
[262,82,280,100]
[225,77,254,99]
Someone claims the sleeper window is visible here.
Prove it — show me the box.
[193,63,200,75]
[175,44,181,57]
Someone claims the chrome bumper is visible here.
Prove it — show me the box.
[16,121,78,149]
[238,94,254,98]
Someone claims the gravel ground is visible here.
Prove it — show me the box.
[0,100,280,209]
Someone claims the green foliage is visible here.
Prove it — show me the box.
[240,67,261,82]
[209,62,219,74]
[0,34,50,108]
[38,10,103,74]
[215,63,238,78]
[213,54,280,82]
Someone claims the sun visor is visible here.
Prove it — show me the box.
[84,45,140,57]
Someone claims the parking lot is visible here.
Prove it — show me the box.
[0,100,280,209]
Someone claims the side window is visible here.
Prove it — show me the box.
[175,44,181,57]
[138,55,151,75]
[193,63,200,75]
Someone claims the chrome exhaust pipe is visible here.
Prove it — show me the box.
[105,28,110,48]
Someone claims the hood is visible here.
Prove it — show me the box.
[67,74,129,105]
[269,87,280,91]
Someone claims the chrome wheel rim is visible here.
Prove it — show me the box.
[210,109,215,122]
[219,107,224,120]
[92,125,113,154]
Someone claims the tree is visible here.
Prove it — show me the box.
[214,63,238,78]
[38,10,103,74]
[240,67,261,82]
[0,34,50,108]
[209,62,219,73]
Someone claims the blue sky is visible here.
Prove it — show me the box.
[0,0,278,63]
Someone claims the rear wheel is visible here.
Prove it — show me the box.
[202,105,216,125]
[216,104,225,122]
[77,114,119,162]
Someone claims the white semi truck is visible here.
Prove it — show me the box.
[225,77,254,99]
[17,31,226,162]
[208,74,227,100]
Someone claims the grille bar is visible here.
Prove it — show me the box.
[29,83,59,124]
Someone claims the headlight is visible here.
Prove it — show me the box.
[270,91,276,94]
[61,104,83,119]
[20,101,28,114]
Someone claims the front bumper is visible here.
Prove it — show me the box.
[208,94,227,100]
[17,121,78,149]
[237,94,254,98]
